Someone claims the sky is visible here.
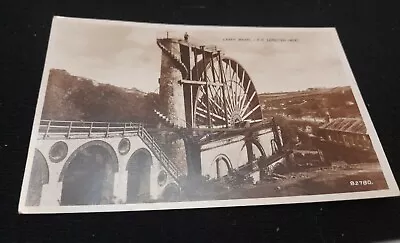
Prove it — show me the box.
[46,17,350,93]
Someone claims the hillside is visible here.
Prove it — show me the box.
[258,86,361,119]
[41,70,360,125]
[41,69,160,123]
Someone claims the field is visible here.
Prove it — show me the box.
[258,86,362,120]
[187,162,389,201]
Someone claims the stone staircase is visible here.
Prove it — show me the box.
[153,109,185,129]
[136,124,184,186]
[156,39,189,79]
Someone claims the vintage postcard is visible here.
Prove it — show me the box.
[18,16,399,214]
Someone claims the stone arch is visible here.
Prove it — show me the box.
[59,140,118,182]
[25,149,49,206]
[212,154,233,179]
[59,140,119,206]
[126,148,153,203]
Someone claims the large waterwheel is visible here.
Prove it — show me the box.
[191,55,263,129]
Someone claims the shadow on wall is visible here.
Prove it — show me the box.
[126,148,152,203]
[60,143,118,206]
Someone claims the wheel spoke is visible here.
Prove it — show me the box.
[201,82,228,118]
[225,86,235,115]
[200,86,218,116]
[224,89,234,116]
[195,58,262,127]
[240,90,257,117]
[229,59,234,81]
[231,81,237,108]
[196,108,215,122]
[210,89,225,114]
[239,79,252,111]
[203,77,220,107]
[209,91,226,115]
[212,62,220,81]
[221,64,234,114]
[226,62,236,111]
[196,106,226,122]
[195,111,208,121]
[211,87,230,116]
[230,70,237,108]
[214,59,221,82]
[237,69,245,108]
[198,98,208,109]
[224,61,229,80]
[242,104,261,120]
[234,63,239,107]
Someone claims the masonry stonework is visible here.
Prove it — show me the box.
[158,38,188,175]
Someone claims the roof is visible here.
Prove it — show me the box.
[319,117,367,134]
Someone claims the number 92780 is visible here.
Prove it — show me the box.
[349,180,373,186]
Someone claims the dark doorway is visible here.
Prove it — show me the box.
[25,150,49,206]
[214,154,232,179]
[126,149,152,203]
[60,143,117,206]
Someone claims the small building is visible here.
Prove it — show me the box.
[314,117,376,164]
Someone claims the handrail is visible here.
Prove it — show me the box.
[67,121,73,138]
[38,120,142,138]
[89,122,93,137]
[137,127,183,180]
[105,123,110,137]
[43,120,51,139]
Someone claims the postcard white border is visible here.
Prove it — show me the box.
[18,16,399,214]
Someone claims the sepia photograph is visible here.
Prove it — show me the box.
[19,16,399,214]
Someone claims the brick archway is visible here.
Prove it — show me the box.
[58,140,118,182]
[59,140,119,206]
[126,148,153,203]
[212,154,233,179]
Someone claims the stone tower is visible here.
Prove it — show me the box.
[157,37,188,175]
